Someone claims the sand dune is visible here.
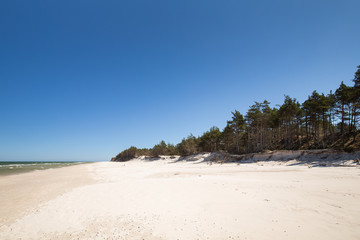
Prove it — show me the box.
[0,158,359,239]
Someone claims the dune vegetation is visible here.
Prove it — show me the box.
[113,66,360,161]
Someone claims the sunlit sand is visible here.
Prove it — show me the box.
[1,157,359,239]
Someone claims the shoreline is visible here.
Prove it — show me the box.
[0,161,90,177]
[1,160,359,239]
[0,163,95,225]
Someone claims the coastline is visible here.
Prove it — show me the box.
[1,159,359,239]
[0,161,88,177]
[0,163,95,225]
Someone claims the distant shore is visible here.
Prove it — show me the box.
[1,158,359,239]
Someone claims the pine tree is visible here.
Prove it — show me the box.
[351,65,360,133]
[151,140,168,157]
[246,101,272,152]
[199,127,222,152]
[335,82,352,148]
[177,134,199,156]
[227,110,246,153]
[278,96,301,149]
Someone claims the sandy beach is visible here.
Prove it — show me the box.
[0,159,359,240]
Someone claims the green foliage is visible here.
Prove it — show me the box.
[167,143,179,156]
[279,95,301,121]
[277,96,302,149]
[351,66,360,112]
[246,100,273,152]
[151,140,168,157]
[177,134,199,156]
[112,65,360,160]
[225,110,246,153]
[114,146,138,161]
[198,126,222,152]
[353,65,360,87]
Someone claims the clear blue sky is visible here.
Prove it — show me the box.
[1,0,359,161]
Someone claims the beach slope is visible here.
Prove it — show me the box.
[0,159,359,239]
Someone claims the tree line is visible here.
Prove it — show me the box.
[113,66,360,161]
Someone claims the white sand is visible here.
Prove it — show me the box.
[0,159,359,240]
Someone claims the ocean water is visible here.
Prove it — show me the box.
[0,161,86,176]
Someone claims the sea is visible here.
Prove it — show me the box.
[0,161,87,176]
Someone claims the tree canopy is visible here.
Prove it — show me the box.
[113,65,360,161]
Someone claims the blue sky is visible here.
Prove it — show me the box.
[1,0,359,161]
